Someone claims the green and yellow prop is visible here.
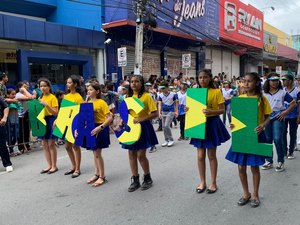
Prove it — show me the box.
[184,88,207,139]
[231,97,272,157]
[28,100,46,137]
[115,97,144,145]
[52,99,80,144]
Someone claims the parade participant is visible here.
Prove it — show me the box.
[83,83,112,187]
[6,89,21,156]
[177,81,188,141]
[221,80,233,125]
[0,96,13,172]
[38,78,59,174]
[226,72,271,208]
[262,73,296,172]
[63,75,84,178]
[158,81,178,147]
[190,69,230,194]
[282,74,300,159]
[115,75,158,192]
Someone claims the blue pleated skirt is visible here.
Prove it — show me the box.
[86,124,110,150]
[38,116,58,140]
[190,116,230,149]
[122,120,158,151]
[225,132,267,166]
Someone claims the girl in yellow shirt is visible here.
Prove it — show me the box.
[84,83,112,187]
[38,78,59,174]
[190,69,230,194]
[63,75,84,178]
[116,75,158,192]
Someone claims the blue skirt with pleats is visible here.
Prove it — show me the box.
[122,120,158,151]
[225,132,267,166]
[190,116,230,149]
[38,116,58,140]
[86,124,110,150]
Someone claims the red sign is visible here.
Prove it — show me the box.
[220,0,264,49]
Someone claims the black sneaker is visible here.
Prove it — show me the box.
[128,175,140,192]
[141,174,153,190]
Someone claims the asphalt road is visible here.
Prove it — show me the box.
[1,125,300,225]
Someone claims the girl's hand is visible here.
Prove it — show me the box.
[159,113,162,119]
[114,124,122,132]
[39,100,48,107]
[0,118,7,126]
[184,106,189,112]
[277,111,287,121]
[203,109,213,117]
[133,118,143,124]
[229,123,235,130]
[255,124,265,134]
[174,111,178,118]
[91,126,101,136]
[74,129,78,138]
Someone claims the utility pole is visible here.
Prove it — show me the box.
[134,0,145,76]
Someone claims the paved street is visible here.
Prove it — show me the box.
[1,125,300,225]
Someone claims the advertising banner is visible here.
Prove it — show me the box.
[219,0,264,48]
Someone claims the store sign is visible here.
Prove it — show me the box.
[263,31,278,60]
[182,54,191,68]
[220,0,264,48]
[154,0,219,41]
[117,47,127,67]
[0,51,17,63]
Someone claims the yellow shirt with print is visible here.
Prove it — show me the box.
[239,94,272,124]
[40,94,58,116]
[64,92,84,105]
[88,99,110,124]
[206,88,224,110]
[129,92,157,118]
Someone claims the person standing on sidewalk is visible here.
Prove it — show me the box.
[177,81,188,141]
[0,96,13,172]
[262,73,296,172]
[158,81,178,147]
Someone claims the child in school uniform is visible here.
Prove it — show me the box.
[226,72,272,208]
[116,75,158,192]
[84,82,112,187]
[38,78,59,174]
[190,69,230,194]
[63,75,84,178]
[261,73,296,172]
[177,81,188,141]
[281,74,300,159]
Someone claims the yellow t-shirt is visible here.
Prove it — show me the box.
[239,94,272,124]
[40,94,59,116]
[64,92,84,105]
[88,99,110,124]
[207,88,224,110]
[129,92,157,118]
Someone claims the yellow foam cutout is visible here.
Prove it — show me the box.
[185,96,206,130]
[231,116,247,133]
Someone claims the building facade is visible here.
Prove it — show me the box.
[0,0,105,89]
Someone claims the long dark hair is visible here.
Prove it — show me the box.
[244,72,264,107]
[38,77,53,98]
[88,82,102,99]
[128,75,145,98]
[67,75,82,95]
[16,81,24,93]
[196,69,215,88]
[263,72,282,93]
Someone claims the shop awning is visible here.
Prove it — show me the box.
[277,44,299,61]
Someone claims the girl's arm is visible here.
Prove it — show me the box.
[158,101,162,119]
[278,100,296,121]
[91,113,113,136]
[255,115,270,133]
[203,103,225,117]
[39,100,58,116]
[133,110,158,124]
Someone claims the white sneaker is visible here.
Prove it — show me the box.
[161,142,168,147]
[275,162,285,172]
[6,166,13,172]
[167,141,174,147]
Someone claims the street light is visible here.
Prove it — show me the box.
[260,6,275,13]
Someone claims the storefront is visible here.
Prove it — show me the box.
[103,0,219,81]
[218,0,264,78]
[0,13,105,89]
